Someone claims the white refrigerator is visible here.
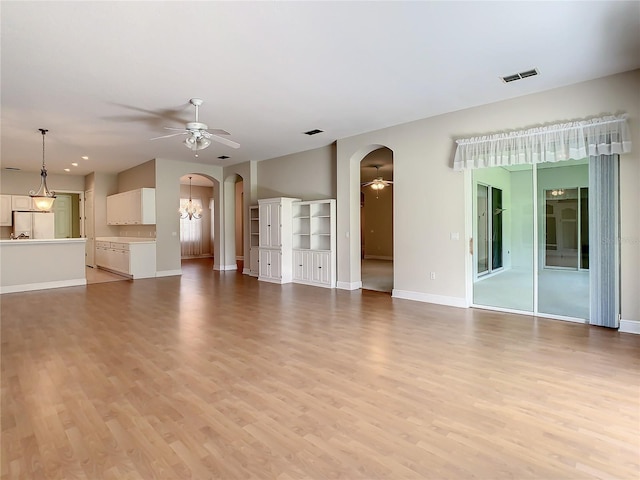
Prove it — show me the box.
[13,212,55,239]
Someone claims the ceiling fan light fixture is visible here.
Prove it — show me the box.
[184,135,211,156]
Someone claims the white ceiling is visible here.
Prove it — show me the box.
[2,1,639,177]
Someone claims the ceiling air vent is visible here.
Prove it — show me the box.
[304,129,323,136]
[501,68,539,83]
[218,155,230,160]
[4,167,21,171]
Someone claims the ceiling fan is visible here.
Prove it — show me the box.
[151,98,240,157]
[361,165,393,191]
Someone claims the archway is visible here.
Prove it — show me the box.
[360,148,394,292]
[179,174,215,261]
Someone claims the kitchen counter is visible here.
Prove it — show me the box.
[0,238,87,294]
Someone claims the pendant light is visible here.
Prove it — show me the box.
[29,128,56,211]
[179,176,202,220]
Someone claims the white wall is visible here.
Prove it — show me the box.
[257,145,335,200]
[334,70,639,321]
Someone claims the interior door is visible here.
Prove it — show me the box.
[52,194,72,238]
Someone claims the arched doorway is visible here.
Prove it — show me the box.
[360,147,394,292]
[179,174,215,261]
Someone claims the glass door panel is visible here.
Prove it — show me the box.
[473,167,533,312]
[537,162,589,319]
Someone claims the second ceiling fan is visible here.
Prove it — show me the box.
[151,98,240,157]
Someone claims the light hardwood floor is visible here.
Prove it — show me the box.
[2,258,639,479]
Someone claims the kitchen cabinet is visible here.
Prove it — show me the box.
[106,188,155,225]
[11,195,36,211]
[0,195,12,226]
[257,197,299,284]
[95,238,156,279]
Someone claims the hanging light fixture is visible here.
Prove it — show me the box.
[179,176,202,220]
[551,189,565,197]
[29,128,56,211]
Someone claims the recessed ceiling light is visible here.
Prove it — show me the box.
[218,155,230,159]
[81,156,89,160]
[304,129,323,136]
[71,162,78,166]
[64,168,70,172]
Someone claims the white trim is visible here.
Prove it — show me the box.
[619,319,640,335]
[1,278,86,294]
[242,267,251,275]
[258,277,291,284]
[337,280,362,290]
[155,269,182,277]
[214,264,237,271]
[471,303,589,324]
[392,289,468,309]
[236,256,244,261]
[363,255,393,261]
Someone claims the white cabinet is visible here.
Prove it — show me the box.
[95,238,156,279]
[258,197,299,284]
[292,199,336,288]
[11,195,36,211]
[0,195,12,226]
[106,188,155,225]
[259,201,282,247]
[247,206,260,277]
[259,248,281,281]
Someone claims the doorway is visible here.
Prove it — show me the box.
[360,148,393,292]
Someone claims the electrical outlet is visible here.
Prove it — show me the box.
[430,272,436,280]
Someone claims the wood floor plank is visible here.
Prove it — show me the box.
[2,258,639,479]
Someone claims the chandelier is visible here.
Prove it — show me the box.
[179,176,202,220]
[29,128,56,211]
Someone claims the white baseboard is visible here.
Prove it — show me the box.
[214,264,237,271]
[363,255,393,261]
[242,268,251,275]
[392,289,468,308]
[337,281,362,290]
[619,319,640,335]
[1,278,86,294]
[155,269,182,278]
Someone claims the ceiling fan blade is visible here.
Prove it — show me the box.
[208,134,240,149]
[206,129,230,136]
[163,126,188,132]
[361,181,374,187]
[150,132,188,140]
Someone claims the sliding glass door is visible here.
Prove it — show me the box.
[472,160,590,320]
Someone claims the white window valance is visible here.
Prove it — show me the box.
[453,114,632,171]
